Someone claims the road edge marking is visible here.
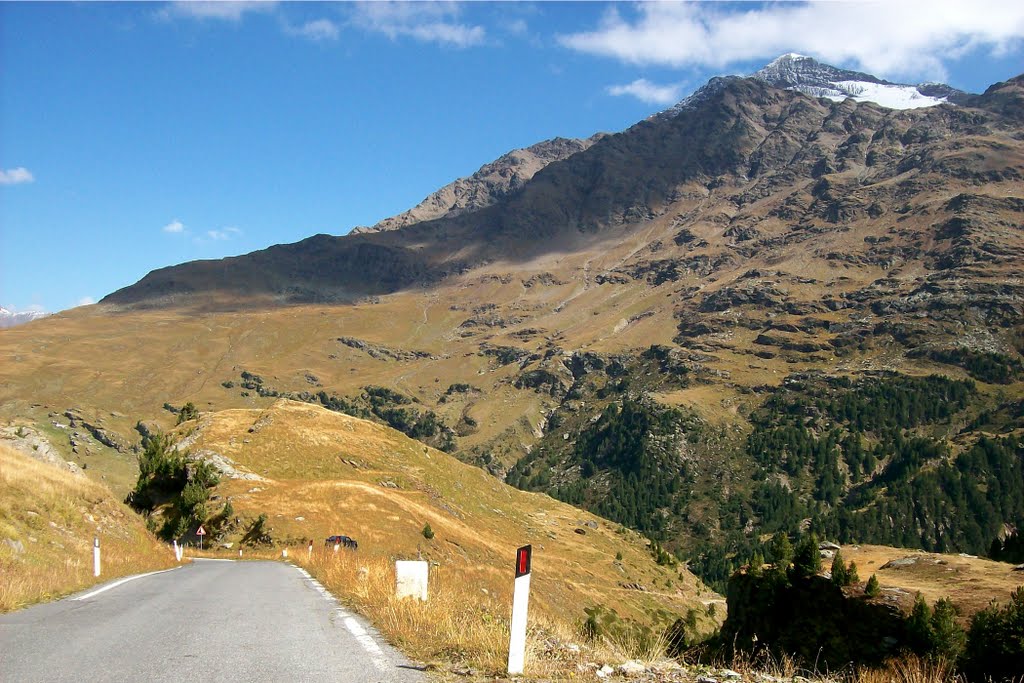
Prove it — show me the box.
[293,565,389,671]
[72,566,180,601]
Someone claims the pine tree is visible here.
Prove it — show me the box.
[791,532,822,580]
[768,532,794,570]
[865,574,881,597]
[930,598,965,661]
[907,593,934,654]
[847,560,860,584]
[830,550,849,586]
[748,550,765,577]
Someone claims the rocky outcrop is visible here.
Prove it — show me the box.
[355,135,602,234]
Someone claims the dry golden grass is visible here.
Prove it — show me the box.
[852,656,963,683]
[0,443,177,612]
[152,400,719,675]
[840,544,1024,618]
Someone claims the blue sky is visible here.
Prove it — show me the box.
[2,1,1023,314]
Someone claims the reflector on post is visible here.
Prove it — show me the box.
[515,545,531,578]
[508,544,532,675]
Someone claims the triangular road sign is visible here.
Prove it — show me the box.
[196,525,206,536]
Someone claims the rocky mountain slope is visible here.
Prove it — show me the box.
[5,57,1024,595]
[101,63,1022,311]
[354,135,602,234]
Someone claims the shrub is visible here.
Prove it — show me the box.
[422,523,434,540]
[176,402,199,425]
[962,587,1024,681]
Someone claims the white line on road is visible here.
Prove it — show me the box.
[73,567,180,601]
[293,566,386,670]
[343,616,388,671]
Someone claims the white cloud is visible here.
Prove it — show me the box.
[160,1,277,22]
[607,78,684,105]
[162,219,186,234]
[349,1,486,48]
[0,167,35,185]
[206,226,242,241]
[76,297,96,307]
[506,19,528,36]
[558,1,1024,81]
[285,18,340,42]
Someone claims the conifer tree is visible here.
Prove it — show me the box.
[930,598,965,661]
[830,550,849,586]
[791,532,822,580]
[865,574,881,597]
[907,593,934,653]
[748,551,765,577]
[768,532,794,570]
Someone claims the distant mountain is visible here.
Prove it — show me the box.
[354,135,604,234]
[0,307,49,329]
[751,53,971,109]
[102,58,1019,308]
[9,56,1024,610]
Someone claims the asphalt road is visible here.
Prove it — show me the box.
[0,559,427,682]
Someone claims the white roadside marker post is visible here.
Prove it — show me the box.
[507,544,532,675]
[93,537,101,577]
[308,540,313,560]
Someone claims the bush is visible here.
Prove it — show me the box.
[176,402,199,425]
[962,587,1024,681]
[422,523,434,540]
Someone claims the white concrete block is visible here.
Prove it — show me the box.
[395,560,428,601]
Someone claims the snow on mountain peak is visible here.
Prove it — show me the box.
[752,53,967,110]
[0,306,51,329]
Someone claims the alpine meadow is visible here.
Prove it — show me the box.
[3,11,1024,681]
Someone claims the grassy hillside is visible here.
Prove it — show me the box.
[0,443,176,611]
[843,544,1024,618]
[159,400,717,665]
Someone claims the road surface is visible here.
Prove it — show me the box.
[0,559,426,682]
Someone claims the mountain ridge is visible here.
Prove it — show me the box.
[353,135,604,235]
[102,61,1021,308]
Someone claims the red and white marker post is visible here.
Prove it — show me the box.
[93,537,101,577]
[507,544,532,675]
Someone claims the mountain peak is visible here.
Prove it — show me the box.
[0,306,50,329]
[751,53,969,110]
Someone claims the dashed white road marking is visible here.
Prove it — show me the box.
[294,565,387,671]
[73,567,180,601]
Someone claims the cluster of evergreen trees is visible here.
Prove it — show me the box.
[713,531,1023,680]
[508,398,694,538]
[127,431,220,539]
